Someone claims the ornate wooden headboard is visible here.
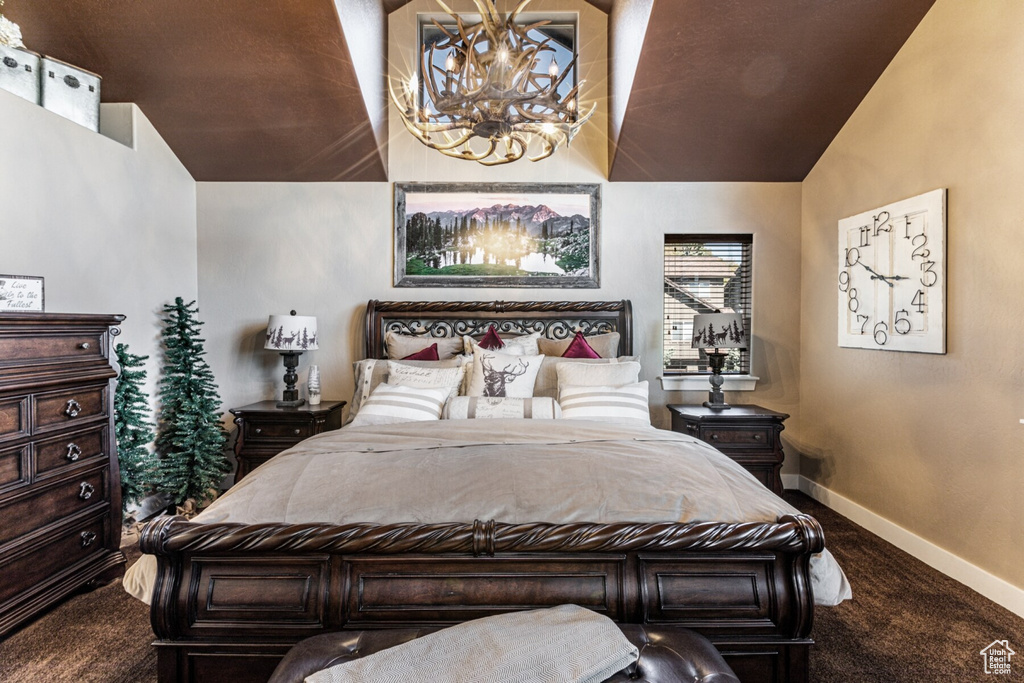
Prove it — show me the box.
[364,300,633,360]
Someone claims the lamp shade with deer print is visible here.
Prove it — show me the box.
[266,311,318,407]
[691,312,746,411]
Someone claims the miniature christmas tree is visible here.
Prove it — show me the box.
[155,297,230,508]
[113,343,156,512]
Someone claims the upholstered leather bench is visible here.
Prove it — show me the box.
[268,625,740,683]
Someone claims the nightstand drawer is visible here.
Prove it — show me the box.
[245,421,312,441]
[702,426,773,449]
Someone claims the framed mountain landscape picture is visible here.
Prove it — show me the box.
[394,182,600,288]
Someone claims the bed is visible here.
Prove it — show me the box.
[128,300,848,683]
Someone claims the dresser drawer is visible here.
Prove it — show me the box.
[0,444,29,493]
[32,385,107,434]
[34,425,107,479]
[0,468,106,546]
[0,516,106,605]
[0,331,103,367]
[701,426,773,450]
[0,396,29,444]
[245,421,313,441]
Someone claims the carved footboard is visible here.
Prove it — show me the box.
[141,514,824,683]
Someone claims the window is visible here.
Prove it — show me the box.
[663,234,753,375]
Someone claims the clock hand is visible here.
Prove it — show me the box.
[857,262,894,287]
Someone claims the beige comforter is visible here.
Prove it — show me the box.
[124,419,851,605]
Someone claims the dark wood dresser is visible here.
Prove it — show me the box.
[668,404,789,496]
[229,400,345,481]
[0,312,126,636]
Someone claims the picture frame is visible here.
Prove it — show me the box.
[394,182,600,288]
[0,274,45,312]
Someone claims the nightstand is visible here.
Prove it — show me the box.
[229,400,345,481]
[667,404,789,496]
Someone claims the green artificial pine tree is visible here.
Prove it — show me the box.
[156,297,230,508]
[114,343,156,512]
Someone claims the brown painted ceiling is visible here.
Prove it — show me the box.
[4,0,934,182]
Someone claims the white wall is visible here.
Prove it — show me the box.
[0,92,198,400]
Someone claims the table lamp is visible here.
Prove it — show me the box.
[265,311,318,407]
[691,312,746,410]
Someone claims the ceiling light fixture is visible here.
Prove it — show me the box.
[389,0,595,166]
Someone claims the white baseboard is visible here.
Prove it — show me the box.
[788,475,1024,619]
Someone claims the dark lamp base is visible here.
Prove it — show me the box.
[704,350,731,410]
[276,398,306,408]
[276,351,305,409]
[703,399,732,410]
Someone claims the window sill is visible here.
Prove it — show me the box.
[659,375,760,392]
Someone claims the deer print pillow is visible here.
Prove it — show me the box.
[467,347,544,398]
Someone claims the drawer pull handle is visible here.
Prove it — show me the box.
[293,429,301,435]
[66,443,82,461]
[753,434,762,441]
[80,531,97,548]
[254,428,262,435]
[64,399,82,418]
[710,434,719,440]
[78,482,95,500]
[79,342,91,350]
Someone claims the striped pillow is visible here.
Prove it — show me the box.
[348,384,449,427]
[444,396,561,420]
[558,381,651,425]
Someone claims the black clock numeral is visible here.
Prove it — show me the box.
[920,261,937,287]
[873,211,892,236]
[848,287,860,313]
[845,247,861,267]
[859,226,871,248]
[873,321,889,346]
[911,233,930,260]
[857,314,869,334]
[911,289,926,313]
[839,270,850,292]
[894,309,912,334]
[904,215,913,240]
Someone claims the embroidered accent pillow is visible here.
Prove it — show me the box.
[400,343,439,361]
[555,360,641,391]
[385,331,463,360]
[444,396,561,420]
[349,357,465,424]
[386,361,467,403]
[348,384,449,427]
[538,331,620,359]
[467,347,544,398]
[558,381,651,425]
[561,330,602,358]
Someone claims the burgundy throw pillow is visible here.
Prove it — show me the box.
[401,343,440,361]
[561,331,602,359]
[477,324,505,350]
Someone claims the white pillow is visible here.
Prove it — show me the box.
[444,396,561,420]
[467,347,544,398]
[462,331,541,356]
[558,381,651,425]
[555,361,641,391]
[386,361,467,402]
[348,384,449,427]
[348,357,466,424]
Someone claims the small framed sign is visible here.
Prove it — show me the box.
[0,275,45,312]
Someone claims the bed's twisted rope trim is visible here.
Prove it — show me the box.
[140,514,824,557]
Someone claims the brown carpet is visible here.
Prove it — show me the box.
[1,493,1022,681]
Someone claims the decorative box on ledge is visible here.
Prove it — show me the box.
[41,56,100,131]
[0,45,40,104]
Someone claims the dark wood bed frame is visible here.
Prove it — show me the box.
[144,300,822,683]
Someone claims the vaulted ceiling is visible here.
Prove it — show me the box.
[5,0,935,182]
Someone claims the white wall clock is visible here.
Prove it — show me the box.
[838,188,946,353]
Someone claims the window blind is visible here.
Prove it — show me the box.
[663,234,753,374]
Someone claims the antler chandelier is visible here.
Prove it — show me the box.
[389,0,595,166]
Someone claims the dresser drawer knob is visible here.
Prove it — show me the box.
[64,399,82,418]
[78,482,95,500]
[66,443,82,461]
[293,428,301,435]
[78,342,91,350]
[254,428,262,435]
[710,434,719,440]
[753,434,762,441]
[80,531,97,548]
